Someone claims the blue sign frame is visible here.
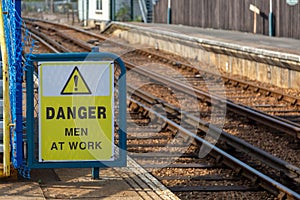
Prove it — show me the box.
[25,52,127,169]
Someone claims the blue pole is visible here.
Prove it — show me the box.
[14,0,23,168]
[91,47,100,179]
[26,58,34,168]
[269,12,273,36]
[269,0,273,36]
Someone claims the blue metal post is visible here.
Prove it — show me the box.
[26,58,34,167]
[92,47,100,179]
[14,0,23,168]
[116,57,127,166]
[92,167,99,179]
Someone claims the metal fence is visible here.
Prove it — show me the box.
[153,0,300,39]
[22,2,77,14]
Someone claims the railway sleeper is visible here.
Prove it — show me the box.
[129,152,197,158]
[140,163,221,169]
[209,150,260,182]
[158,175,240,181]
[126,127,163,133]
[217,136,300,182]
[55,30,92,51]
[280,172,300,192]
[169,185,261,193]
[216,154,290,198]
[127,143,189,148]
[119,135,169,141]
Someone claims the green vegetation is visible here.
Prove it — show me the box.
[115,3,131,22]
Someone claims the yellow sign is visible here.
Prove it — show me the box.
[39,61,114,162]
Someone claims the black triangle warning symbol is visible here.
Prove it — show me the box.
[61,66,91,95]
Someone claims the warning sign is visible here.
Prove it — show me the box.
[61,66,91,95]
[39,61,114,162]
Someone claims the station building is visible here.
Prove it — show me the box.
[78,0,111,22]
[77,0,155,27]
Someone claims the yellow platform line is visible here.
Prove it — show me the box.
[0,0,11,177]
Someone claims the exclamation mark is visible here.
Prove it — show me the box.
[74,75,78,91]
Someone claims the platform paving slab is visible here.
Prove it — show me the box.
[0,157,179,200]
[0,181,45,200]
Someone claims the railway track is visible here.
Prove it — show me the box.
[22,18,300,199]
[23,18,300,140]
[125,89,299,199]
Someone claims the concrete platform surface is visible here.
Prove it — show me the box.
[0,157,179,200]
[127,22,300,56]
[105,21,300,89]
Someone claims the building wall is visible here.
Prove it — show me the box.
[77,0,86,21]
[90,0,110,21]
[78,0,110,22]
[78,0,141,21]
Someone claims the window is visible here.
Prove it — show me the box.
[96,0,103,11]
[96,0,103,14]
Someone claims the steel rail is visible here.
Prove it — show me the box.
[125,63,300,139]
[21,28,60,53]
[23,17,107,42]
[25,26,71,53]
[24,19,94,51]
[129,97,300,199]
[127,84,300,184]
[54,30,92,51]
[24,23,92,52]
[132,49,300,107]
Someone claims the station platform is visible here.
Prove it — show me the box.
[118,22,300,57]
[0,157,179,200]
[104,21,300,89]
